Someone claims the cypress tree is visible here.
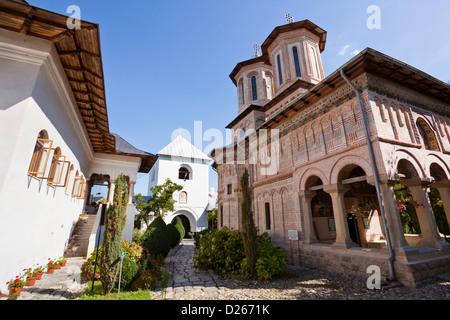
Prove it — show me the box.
[240,168,258,279]
[100,174,128,295]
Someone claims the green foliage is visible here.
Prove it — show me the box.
[193,227,245,275]
[429,187,450,235]
[117,256,140,290]
[194,228,285,280]
[166,224,182,248]
[100,174,128,295]
[121,240,143,262]
[132,254,165,291]
[142,227,171,257]
[81,246,103,282]
[395,184,449,235]
[171,217,185,240]
[135,179,183,224]
[240,168,258,279]
[81,240,143,282]
[149,216,167,230]
[241,237,285,280]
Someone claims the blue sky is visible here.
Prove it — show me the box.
[31,0,450,196]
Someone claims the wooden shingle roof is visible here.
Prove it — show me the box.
[0,0,114,152]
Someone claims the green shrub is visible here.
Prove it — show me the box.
[116,256,140,290]
[81,246,103,281]
[142,227,171,257]
[132,253,165,291]
[194,229,212,247]
[132,228,145,246]
[194,229,285,280]
[149,216,167,230]
[241,238,285,280]
[171,217,185,240]
[193,227,245,275]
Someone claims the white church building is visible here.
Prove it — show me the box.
[147,135,217,234]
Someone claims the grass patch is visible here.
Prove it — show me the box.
[79,281,153,300]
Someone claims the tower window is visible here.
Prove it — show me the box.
[293,46,301,77]
[240,80,245,105]
[277,54,283,85]
[266,75,273,100]
[179,167,190,180]
[227,184,232,195]
[251,76,258,101]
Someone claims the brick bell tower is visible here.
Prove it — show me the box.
[227,17,327,142]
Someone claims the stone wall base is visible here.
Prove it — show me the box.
[296,245,450,288]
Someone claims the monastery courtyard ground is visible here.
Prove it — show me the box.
[3,239,449,300]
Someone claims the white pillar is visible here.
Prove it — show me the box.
[128,181,135,204]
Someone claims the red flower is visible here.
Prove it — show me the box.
[14,279,19,284]
[6,282,9,285]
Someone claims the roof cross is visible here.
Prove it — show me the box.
[253,43,260,58]
[285,13,294,23]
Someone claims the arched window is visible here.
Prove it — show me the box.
[251,76,258,101]
[180,191,187,204]
[65,164,74,195]
[179,167,190,180]
[28,130,53,178]
[239,79,245,106]
[292,46,301,77]
[416,118,439,151]
[277,54,283,85]
[265,202,271,230]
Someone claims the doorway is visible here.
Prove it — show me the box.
[347,213,361,246]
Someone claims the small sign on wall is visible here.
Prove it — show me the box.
[288,230,298,241]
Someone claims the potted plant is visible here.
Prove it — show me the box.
[23,267,38,286]
[57,256,67,267]
[34,264,45,280]
[47,258,57,273]
[6,275,27,296]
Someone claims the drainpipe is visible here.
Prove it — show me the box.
[339,69,396,282]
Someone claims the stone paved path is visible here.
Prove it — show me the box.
[1,257,87,300]
[155,239,227,299]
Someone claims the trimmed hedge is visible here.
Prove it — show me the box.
[142,226,171,257]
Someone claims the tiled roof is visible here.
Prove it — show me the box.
[158,135,211,161]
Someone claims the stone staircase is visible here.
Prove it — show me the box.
[64,214,97,258]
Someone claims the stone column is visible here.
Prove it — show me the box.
[324,185,357,249]
[298,191,317,244]
[107,179,115,203]
[128,181,136,204]
[433,181,450,230]
[377,179,410,249]
[402,178,445,249]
